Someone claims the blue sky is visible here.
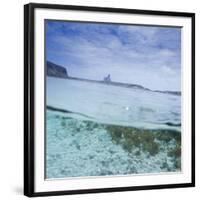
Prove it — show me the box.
[46,20,181,91]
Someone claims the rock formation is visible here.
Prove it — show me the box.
[47,61,68,78]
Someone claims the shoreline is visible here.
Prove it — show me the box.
[47,75,181,96]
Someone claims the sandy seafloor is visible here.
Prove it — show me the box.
[46,109,181,179]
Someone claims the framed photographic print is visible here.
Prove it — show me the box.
[24,3,195,197]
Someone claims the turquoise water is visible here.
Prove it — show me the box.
[47,77,181,131]
[46,77,181,179]
[46,109,181,179]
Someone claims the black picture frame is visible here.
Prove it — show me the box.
[24,3,195,197]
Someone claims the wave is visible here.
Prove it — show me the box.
[47,105,181,132]
[47,105,94,119]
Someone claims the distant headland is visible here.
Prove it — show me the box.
[46,60,181,96]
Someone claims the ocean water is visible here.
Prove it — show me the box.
[46,77,181,179]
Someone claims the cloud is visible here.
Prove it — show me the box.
[46,20,181,91]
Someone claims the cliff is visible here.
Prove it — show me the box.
[47,61,68,78]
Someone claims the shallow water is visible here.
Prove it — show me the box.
[46,77,181,179]
[47,77,181,131]
[46,110,181,179]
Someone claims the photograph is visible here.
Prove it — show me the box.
[45,20,182,179]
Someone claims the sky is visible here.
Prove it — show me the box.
[46,20,181,91]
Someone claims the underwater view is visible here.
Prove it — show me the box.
[45,20,181,179]
[46,77,181,179]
